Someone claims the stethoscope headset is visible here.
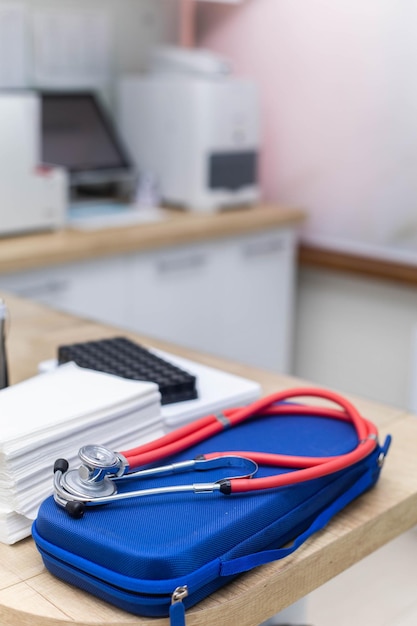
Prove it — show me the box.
[53,387,384,518]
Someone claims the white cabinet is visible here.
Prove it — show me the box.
[0,227,297,373]
[126,228,296,372]
[0,256,130,327]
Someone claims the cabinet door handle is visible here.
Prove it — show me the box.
[14,279,69,298]
[156,252,207,274]
[241,237,285,258]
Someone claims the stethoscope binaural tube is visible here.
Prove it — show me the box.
[53,387,382,517]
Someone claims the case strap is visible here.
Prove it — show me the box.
[168,467,376,626]
[170,601,186,626]
[220,463,377,577]
[170,436,390,626]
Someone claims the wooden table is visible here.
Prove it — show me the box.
[1,293,417,626]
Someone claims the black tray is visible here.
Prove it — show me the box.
[58,337,198,405]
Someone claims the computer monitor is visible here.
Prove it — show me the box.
[40,91,136,193]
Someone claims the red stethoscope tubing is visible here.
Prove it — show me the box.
[120,387,379,494]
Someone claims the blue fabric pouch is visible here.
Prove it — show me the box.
[32,400,391,625]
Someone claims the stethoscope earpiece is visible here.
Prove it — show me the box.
[65,500,86,519]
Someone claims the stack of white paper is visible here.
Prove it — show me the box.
[0,362,163,544]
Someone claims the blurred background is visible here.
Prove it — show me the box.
[1,0,416,413]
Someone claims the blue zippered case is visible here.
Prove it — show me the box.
[33,398,391,625]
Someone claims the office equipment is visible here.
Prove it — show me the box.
[0,298,8,389]
[118,46,260,212]
[149,45,232,77]
[57,337,198,405]
[0,92,67,237]
[40,90,136,199]
[33,387,390,622]
[67,201,167,230]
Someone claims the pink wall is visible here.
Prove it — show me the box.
[197,1,417,248]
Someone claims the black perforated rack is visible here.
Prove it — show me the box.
[58,337,198,405]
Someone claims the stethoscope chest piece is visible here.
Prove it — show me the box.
[61,468,117,499]
[59,444,125,499]
[53,445,128,515]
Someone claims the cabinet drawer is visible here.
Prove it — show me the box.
[127,229,296,373]
[0,256,129,327]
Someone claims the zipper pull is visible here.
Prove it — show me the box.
[170,585,188,626]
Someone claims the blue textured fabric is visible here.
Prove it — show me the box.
[32,406,390,619]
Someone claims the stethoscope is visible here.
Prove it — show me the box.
[53,387,381,518]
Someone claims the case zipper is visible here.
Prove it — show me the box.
[170,585,189,626]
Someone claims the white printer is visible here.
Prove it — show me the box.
[0,92,67,237]
[117,47,260,212]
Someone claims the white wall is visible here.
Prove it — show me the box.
[294,267,417,410]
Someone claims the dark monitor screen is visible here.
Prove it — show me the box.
[40,91,133,185]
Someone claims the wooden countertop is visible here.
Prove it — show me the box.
[1,293,416,626]
[299,240,417,286]
[0,204,305,275]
